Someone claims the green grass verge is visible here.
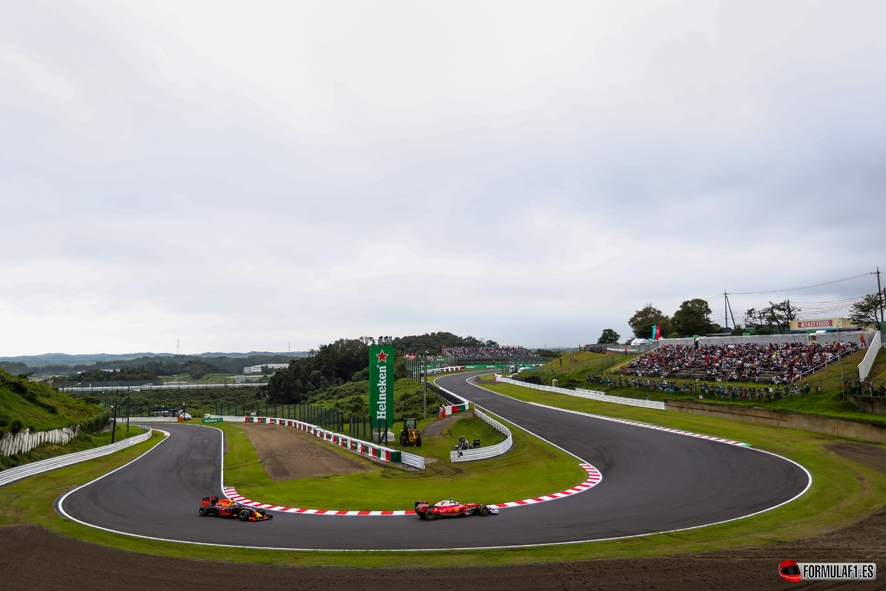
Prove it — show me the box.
[532,351,640,383]
[219,414,580,510]
[868,348,886,387]
[0,367,107,433]
[1,386,886,568]
[518,346,885,426]
[572,379,886,426]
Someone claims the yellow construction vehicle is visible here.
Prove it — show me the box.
[399,417,422,447]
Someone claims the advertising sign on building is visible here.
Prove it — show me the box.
[790,317,857,331]
[369,345,394,442]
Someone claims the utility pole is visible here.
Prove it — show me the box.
[724,291,729,329]
[877,266,884,328]
[422,351,429,419]
[126,394,130,433]
[111,390,119,443]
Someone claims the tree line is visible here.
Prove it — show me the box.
[2,354,297,380]
[613,291,885,342]
[266,333,496,405]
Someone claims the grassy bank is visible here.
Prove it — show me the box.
[0,367,107,434]
[0,399,884,567]
[509,345,886,426]
[218,413,581,510]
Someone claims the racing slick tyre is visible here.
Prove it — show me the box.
[199,506,208,516]
[239,510,250,521]
[479,505,490,516]
[424,510,435,521]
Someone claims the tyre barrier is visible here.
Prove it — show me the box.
[0,426,154,488]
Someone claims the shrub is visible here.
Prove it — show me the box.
[80,411,111,434]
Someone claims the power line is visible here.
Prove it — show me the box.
[728,272,872,295]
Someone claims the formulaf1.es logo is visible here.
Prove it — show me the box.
[778,560,802,583]
[779,560,877,583]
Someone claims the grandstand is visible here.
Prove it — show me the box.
[443,346,539,362]
[619,339,859,384]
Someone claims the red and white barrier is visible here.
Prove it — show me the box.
[227,416,421,467]
[426,365,466,375]
[438,401,470,420]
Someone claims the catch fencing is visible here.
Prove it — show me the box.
[0,426,153,488]
[60,380,269,393]
[859,331,883,381]
[495,376,666,410]
[450,408,512,463]
[208,402,344,432]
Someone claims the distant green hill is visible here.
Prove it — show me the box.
[0,367,108,435]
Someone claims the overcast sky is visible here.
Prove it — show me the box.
[2,0,885,355]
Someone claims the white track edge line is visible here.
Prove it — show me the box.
[55,428,169,522]
[54,387,813,552]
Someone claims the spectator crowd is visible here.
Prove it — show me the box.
[581,345,609,354]
[444,346,538,360]
[620,342,854,384]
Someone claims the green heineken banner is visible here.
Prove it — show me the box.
[369,345,394,443]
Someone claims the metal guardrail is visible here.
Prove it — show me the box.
[0,426,154,488]
[450,408,512,462]
[495,376,666,410]
[400,451,425,469]
[60,381,268,392]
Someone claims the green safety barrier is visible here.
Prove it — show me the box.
[201,417,224,423]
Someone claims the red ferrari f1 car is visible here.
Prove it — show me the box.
[199,496,273,521]
[415,498,499,520]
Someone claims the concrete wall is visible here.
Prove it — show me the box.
[657,338,695,346]
[665,398,886,443]
[846,395,886,415]
[0,425,80,457]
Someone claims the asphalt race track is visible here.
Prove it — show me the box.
[58,372,810,550]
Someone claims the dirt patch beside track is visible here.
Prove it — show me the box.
[238,423,369,480]
[2,515,884,591]
[421,413,463,436]
[827,441,886,474]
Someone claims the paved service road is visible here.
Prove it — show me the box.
[59,372,809,550]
